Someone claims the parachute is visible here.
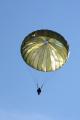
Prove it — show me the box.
[21,29,69,72]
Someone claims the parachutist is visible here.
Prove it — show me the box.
[37,88,41,95]
[21,29,69,94]
[37,83,43,95]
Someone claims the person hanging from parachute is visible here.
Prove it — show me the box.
[20,29,69,95]
[37,83,44,95]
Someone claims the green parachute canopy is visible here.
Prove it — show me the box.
[21,29,69,72]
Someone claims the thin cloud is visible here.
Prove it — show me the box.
[0,109,52,120]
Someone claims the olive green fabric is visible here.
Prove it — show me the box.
[21,30,69,72]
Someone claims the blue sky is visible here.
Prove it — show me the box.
[0,0,80,120]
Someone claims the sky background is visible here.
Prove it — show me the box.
[0,0,80,120]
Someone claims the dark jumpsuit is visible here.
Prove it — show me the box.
[37,88,41,95]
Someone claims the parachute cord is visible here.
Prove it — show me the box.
[35,79,45,89]
[27,67,47,90]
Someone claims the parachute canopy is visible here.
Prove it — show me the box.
[21,29,69,72]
